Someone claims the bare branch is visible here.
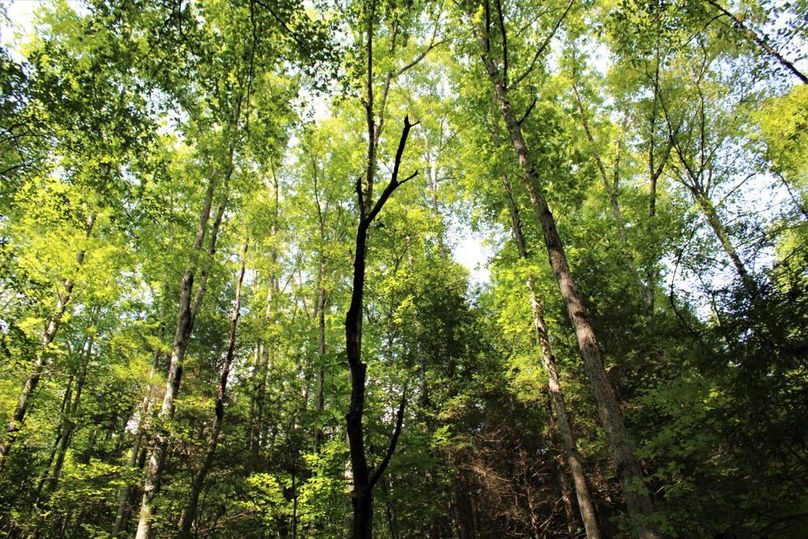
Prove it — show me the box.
[704,0,807,83]
[369,385,407,490]
[365,116,419,225]
[494,0,508,87]
[518,96,537,125]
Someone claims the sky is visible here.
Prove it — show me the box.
[1,1,37,52]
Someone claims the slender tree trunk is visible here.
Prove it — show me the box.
[645,54,672,317]
[113,349,162,536]
[472,17,659,537]
[527,279,600,539]
[314,268,327,453]
[178,242,247,536]
[113,398,149,535]
[0,213,96,466]
[34,374,72,500]
[501,176,601,538]
[249,344,267,472]
[693,189,758,296]
[647,124,659,316]
[345,134,412,536]
[572,81,630,249]
[346,204,374,538]
[556,454,577,537]
[134,173,219,539]
[46,336,92,493]
[345,7,413,535]
[250,173,279,472]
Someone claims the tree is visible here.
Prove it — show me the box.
[456,1,661,536]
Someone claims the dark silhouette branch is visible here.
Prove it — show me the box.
[369,385,407,490]
[518,96,537,125]
[364,116,419,226]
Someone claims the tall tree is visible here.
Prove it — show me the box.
[458,1,661,536]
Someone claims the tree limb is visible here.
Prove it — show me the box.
[369,385,407,490]
[511,0,575,88]
[364,116,419,226]
[704,0,807,83]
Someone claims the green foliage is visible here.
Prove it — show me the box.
[0,0,806,537]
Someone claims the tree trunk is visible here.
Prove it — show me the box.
[178,242,248,537]
[249,344,267,472]
[647,127,659,316]
[528,279,601,539]
[345,127,413,536]
[572,81,630,249]
[46,336,92,493]
[646,53,672,317]
[112,404,148,535]
[134,174,219,539]
[501,175,601,538]
[314,273,327,453]
[250,174,279,472]
[472,17,659,537]
[0,213,96,466]
[34,374,72,500]
[113,350,161,536]
[556,454,577,537]
[693,189,758,297]
[344,7,415,535]
[346,210,374,538]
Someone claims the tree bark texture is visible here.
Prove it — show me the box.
[134,174,219,539]
[113,385,152,535]
[705,0,807,83]
[345,114,415,538]
[693,189,758,297]
[46,336,92,494]
[314,275,327,454]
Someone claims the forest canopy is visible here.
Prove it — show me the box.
[0,0,806,537]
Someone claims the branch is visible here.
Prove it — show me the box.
[483,0,491,53]
[364,117,419,225]
[517,96,537,125]
[511,0,576,88]
[355,176,364,211]
[705,0,807,83]
[494,0,508,87]
[253,0,308,51]
[652,71,700,187]
[397,15,446,77]
[397,39,446,76]
[369,385,407,490]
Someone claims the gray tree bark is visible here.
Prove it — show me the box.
[134,171,221,539]
[501,175,601,538]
